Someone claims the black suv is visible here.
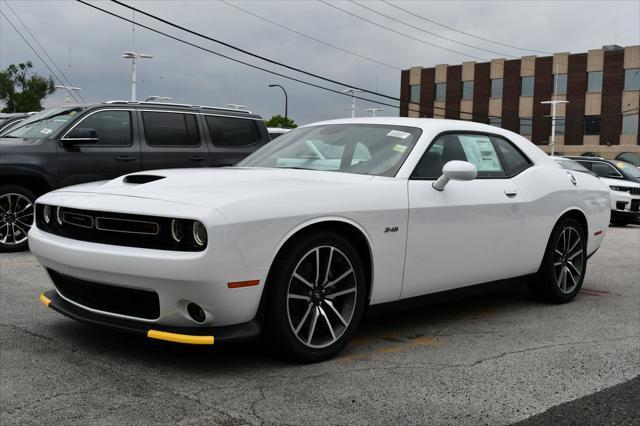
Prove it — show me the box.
[0,101,270,251]
[565,156,640,184]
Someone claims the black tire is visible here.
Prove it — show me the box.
[528,217,587,303]
[0,185,37,253]
[266,231,367,362]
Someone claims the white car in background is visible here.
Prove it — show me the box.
[30,118,610,362]
[556,156,640,226]
[267,127,291,140]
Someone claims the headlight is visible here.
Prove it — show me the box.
[170,219,185,243]
[43,205,51,224]
[609,186,631,192]
[55,206,64,225]
[192,221,207,247]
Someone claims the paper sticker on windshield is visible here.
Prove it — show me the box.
[392,144,407,153]
[387,130,411,139]
[40,128,52,135]
[616,162,626,168]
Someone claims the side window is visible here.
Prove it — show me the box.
[74,110,132,145]
[142,112,199,146]
[590,162,621,178]
[206,116,261,147]
[491,137,532,175]
[413,133,506,179]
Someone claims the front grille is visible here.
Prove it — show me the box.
[631,199,640,212]
[49,270,160,320]
[36,205,205,251]
[630,187,640,196]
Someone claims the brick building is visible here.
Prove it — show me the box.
[399,45,640,159]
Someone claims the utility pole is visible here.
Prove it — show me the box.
[122,52,153,101]
[54,85,82,103]
[342,88,362,118]
[365,107,383,117]
[541,63,569,156]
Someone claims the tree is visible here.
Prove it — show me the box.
[0,61,55,113]
[266,114,297,129]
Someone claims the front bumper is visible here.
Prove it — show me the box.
[39,290,261,344]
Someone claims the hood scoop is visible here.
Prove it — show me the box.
[123,174,166,185]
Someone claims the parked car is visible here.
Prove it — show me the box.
[267,127,291,140]
[616,152,640,168]
[0,101,270,251]
[0,112,35,135]
[564,156,640,225]
[30,118,610,361]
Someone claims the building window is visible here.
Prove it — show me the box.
[622,113,639,135]
[410,84,421,103]
[584,116,601,135]
[554,118,565,135]
[587,71,603,93]
[519,118,533,135]
[489,117,501,128]
[490,78,503,98]
[462,81,474,100]
[521,76,534,96]
[554,74,567,95]
[435,82,446,101]
[624,68,640,91]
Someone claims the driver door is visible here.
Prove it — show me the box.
[401,133,525,299]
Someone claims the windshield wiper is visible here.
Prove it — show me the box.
[276,166,313,170]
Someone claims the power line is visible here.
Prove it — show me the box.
[219,0,401,71]
[108,0,401,102]
[380,0,553,55]
[0,10,81,104]
[318,0,488,61]
[78,1,637,124]
[349,0,515,59]
[2,0,85,103]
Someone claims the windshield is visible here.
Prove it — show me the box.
[238,124,422,177]
[4,107,83,139]
[614,160,640,178]
[555,159,594,175]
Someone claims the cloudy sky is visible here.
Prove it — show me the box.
[1,0,639,124]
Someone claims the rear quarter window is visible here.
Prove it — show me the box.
[206,116,262,147]
[142,112,199,146]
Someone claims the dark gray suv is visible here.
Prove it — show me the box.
[0,101,270,251]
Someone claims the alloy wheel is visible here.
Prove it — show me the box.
[286,245,358,349]
[553,226,584,294]
[0,193,34,246]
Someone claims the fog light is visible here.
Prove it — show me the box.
[171,219,184,243]
[55,206,63,225]
[43,205,51,224]
[192,221,207,247]
[616,201,627,210]
[187,303,206,323]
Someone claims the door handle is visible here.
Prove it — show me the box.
[504,188,518,197]
[189,155,206,162]
[116,155,137,163]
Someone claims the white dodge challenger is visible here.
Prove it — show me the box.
[30,118,610,361]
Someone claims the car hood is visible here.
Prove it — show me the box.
[52,167,376,208]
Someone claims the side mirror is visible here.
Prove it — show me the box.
[62,127,98,145]
[432,160,477,191]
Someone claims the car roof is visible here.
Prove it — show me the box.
[79,101,264,120]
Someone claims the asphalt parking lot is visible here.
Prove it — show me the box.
[1,226,639,425]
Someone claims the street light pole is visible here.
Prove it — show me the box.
[122,51,153,101]
[342,88,362,118]
[365,107,383,117]
[268,84,288,119]
[54,85,82,103]
[541,64,569,156]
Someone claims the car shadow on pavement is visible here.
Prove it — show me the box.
[42,281,535,370]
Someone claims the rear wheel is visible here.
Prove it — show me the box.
[0,186,36,253]
[528,217,587,303]
[266,231,366,362]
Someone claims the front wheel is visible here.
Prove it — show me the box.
[266,231,367,362]
[528,217,587,303]
[0,186,36,253]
